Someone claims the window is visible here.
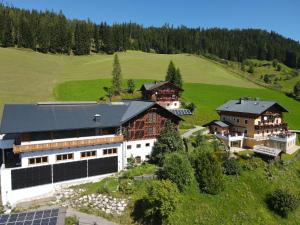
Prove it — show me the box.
[127,145,132,150]
[146,143,150,147]
[148,127,156,135]
[81,150,96,158]
[148,113,157,123]
[28,156,48,165]
[135,156,142,164]
[237,118,240,123]
[244,130,247,134]
[56,153,74,161]
[245,119,248,124]
[103,148,117,155]
[136,144,141,148]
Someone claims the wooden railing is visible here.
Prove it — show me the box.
[254,123,287,130]
[13,135,124,153]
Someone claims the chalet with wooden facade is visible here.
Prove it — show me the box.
[208,99,297,156]
[140,81,183,110]
[0,100,182,206]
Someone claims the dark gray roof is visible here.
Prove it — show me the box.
[141,81,169,91]
[217,99,288,115]
[212,120,231,128]
[0,100,176,134]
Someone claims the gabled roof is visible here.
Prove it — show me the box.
[217,99,288,115]
[0,100,181,134]
[140,81,183,91]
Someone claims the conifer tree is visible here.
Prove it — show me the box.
[3,12,14,47]
[165,60,176,82]
[174,68,183,89]
[112,54,122,95]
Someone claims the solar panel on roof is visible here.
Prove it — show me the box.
[0,208,65,225]
[170,109,192,116]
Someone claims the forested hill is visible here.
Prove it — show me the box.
[1,4,300,68]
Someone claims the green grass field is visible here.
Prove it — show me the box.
[0,47,259,113]
[55,79,300,129]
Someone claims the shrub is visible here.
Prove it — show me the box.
[192,150,224,194]
[158,153,194,192]
[248,65,255,73]
[65,216,79,225]
[293,81,300,97]
[151,120,184,165]
[242,157,265,171]
[267,189,299,217]
[119,178,134,195]
[133,180,180,225]
[127,79,135,93]
[222,158,241,175]
[192,132,206,148]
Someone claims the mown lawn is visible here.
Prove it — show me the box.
[55,79,300,129]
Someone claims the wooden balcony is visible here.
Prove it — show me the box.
[254,123,287,131]
[13,135,124,153]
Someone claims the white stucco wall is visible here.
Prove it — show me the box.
[1,137,157,206]
[20,142,122,168]
[0,164,114,206]
[123,139,156,165]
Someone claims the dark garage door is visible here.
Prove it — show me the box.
[53,160,87,183]
[11,165,52,190]
[88,156,118,177]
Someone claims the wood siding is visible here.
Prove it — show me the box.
[123,106,180,141]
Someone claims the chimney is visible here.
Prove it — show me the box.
[239,98,244,104]
[94,114,101,122]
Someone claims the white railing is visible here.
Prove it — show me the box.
[269,133,296,142]
[215,133,244,141]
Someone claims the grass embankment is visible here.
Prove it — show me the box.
[0,47,258,113]
[74,157,300,225]
[55,79,300,129]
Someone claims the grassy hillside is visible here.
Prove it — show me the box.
[55,79,300,129]
[232,59,300,93]
[0,48,259,113]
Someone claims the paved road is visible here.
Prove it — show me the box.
[181,125,205,139]
[66,208,117,225]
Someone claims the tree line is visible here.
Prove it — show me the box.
[1,4,300,68]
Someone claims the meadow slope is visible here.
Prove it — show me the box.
[55,79,300,129]
[0,48,258,113]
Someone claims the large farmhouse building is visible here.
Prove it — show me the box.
[0,100,182,206]
[208,99,297,156]
[140,81,183,110]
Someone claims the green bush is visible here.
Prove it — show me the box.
[132,180,180,225]
[121,163,156,179]
[222,158,241,175]
[119,178,134,195]
[241,157,265,171]
[65,216,78,225]
[158,153,194,192]
[192,132,206,148]
[267,189,299,217]
[192,150,224,195]
[151,120,184,165]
